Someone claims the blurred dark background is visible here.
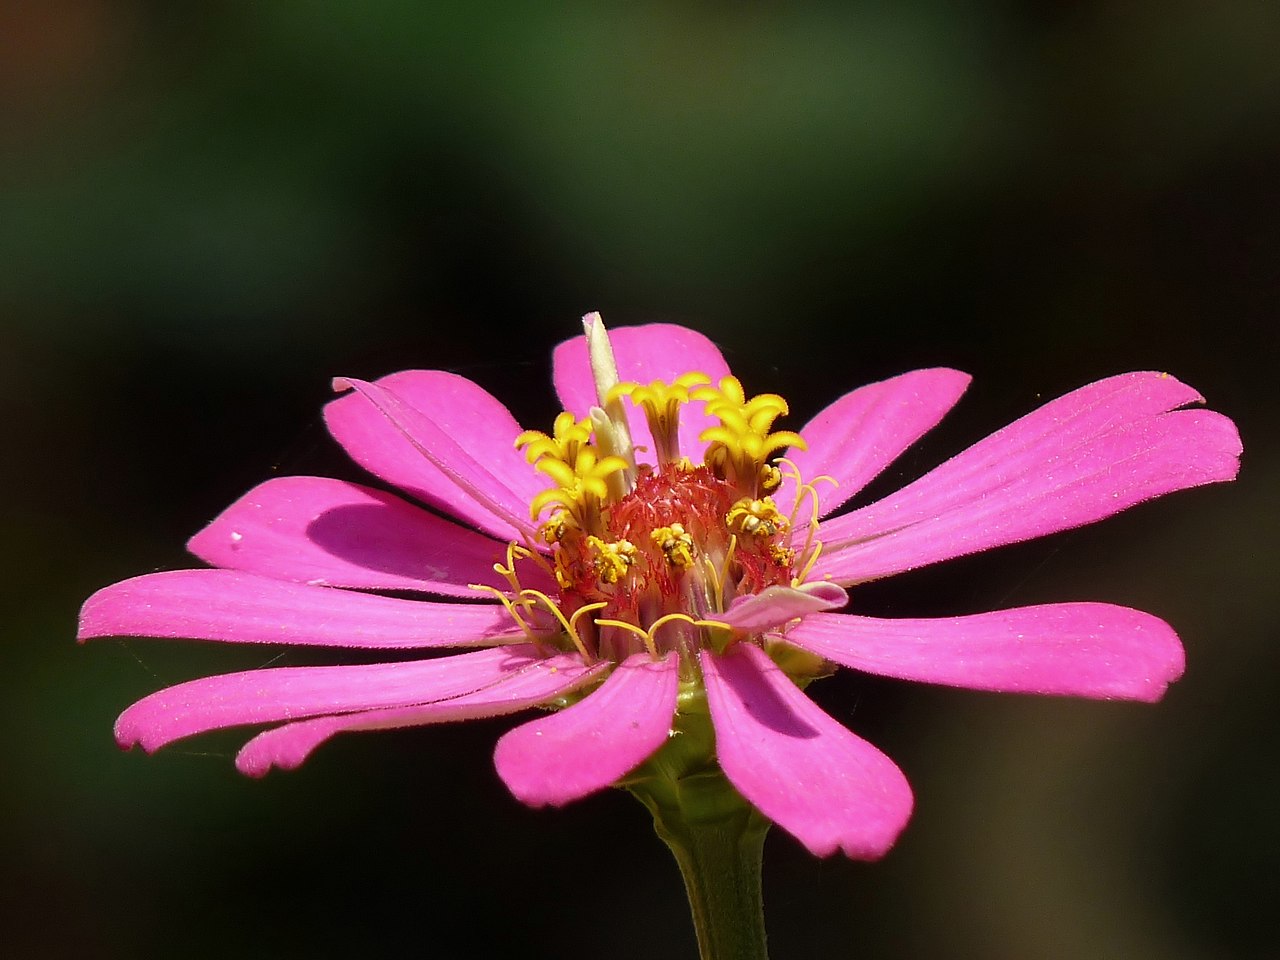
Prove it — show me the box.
[4,3,1277,958]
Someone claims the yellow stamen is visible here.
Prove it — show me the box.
[648,612,737,656]
[586,536,637,584]
[715,534,738,611]
[725,497,789,538]
[775,456,835,588]
[491,541,536,594]
[758,463,782,494]
[651,523,696,570]
[520,588,594,661]
[793,539,825,586]
[568,601,609,642]
[594,617,660,659]
[648,611,732,638]
[467,583,538,643]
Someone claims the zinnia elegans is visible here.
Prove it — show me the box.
[80,314,1240,859]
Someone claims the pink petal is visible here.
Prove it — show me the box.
[236,655,608,776]
[115,646,586,753]
[187,476,521,597]
[552,320,732,465]
[719,583,848,634]
[701,644,913,859]
[493,652,679,807]
[78,569,527,648]
[774,368,971,518]
[816,373,1242,583]
[783,604,1184,701]
[324,371,541,542]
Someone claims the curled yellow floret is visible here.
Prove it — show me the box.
[518,412,629,529]
[692,376,807,491]
[608,372,712,466]
[527,446,629,525]
[515,412,594,467]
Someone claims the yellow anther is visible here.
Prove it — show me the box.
[758,463,782,494]
[769,543,796,567]
[539,515,570,545]
[726,497,789,539]
[586,536,637,584]
[553,549,576,590]
[651,523,696,570]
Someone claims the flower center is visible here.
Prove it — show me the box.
[549,463,795,662]
[477,320,829,678]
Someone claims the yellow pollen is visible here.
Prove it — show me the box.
[539,515,570,545]
[758,463,782,494]
[587,536,637,584]
[769,543,796,567]
[726,497,789,539]
[651,523,696,570]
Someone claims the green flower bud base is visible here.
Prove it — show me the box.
[626,687,771,960]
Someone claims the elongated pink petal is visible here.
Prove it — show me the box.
[774,368,971,518]
[494,652,679,806]
[115,646,581,753]
[783,604,1183,701]
[78,569,527,648]
[553,320,732,465]
[236,656,608,776]
[719,583,848,634]
[817,373,1241,583]
[187,476,520,596]
[325,371,540,542]
[701,644,913,859]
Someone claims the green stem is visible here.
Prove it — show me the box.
[631,771,771,960]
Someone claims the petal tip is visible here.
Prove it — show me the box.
[112,716,147,753]
[76,586,116,642]
[233,750,276,779]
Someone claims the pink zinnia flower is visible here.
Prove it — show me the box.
[80,316,1240,858]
